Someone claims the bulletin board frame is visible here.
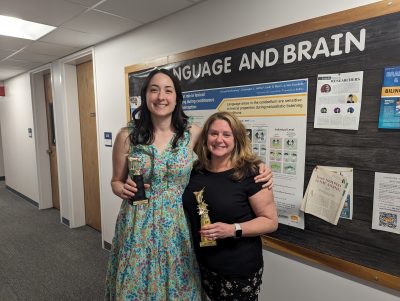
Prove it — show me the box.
[124,1,400,291]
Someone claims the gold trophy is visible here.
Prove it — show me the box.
[193,188,216,247]
[128,156,148,205]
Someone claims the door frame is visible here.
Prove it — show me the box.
[30,48,102,231]
[30,64,55,210]
[57,48,101,229]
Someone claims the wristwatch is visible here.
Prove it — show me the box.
[234,223,242,239]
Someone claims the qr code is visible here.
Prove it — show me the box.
[379,212,397,229]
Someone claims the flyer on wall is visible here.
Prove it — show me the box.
[318,166,354,220]
[372,172,400,235]
[182,79,308,229]
[378,66,400,129]
[314,71,363,130]
[301,166,349,225]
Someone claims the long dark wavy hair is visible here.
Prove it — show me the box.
[129,68,189,148]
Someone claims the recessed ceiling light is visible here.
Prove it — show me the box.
[0,15,56,40]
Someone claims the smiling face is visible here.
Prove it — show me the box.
[207,119,235,160]
[145,73,177,118]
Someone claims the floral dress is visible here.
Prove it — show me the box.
[105,121,202,301]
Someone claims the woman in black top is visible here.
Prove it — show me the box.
[183,111,278,301]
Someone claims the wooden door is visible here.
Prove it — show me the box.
[43,73,60,209]
[76,61,101,231]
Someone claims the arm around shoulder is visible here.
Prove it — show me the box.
[189,123,202,151]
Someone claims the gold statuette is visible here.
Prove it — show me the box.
[194,187,216,247]
[128,156,148,205]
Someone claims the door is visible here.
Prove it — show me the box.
[76,61,101,231]
[43,73,60,209]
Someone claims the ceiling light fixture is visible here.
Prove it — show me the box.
[0,15,56,40]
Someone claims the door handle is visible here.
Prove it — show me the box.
[46,149,53,155]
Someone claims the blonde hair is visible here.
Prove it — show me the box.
[194,111,262,180]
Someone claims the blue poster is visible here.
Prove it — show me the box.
[378,66,400,129]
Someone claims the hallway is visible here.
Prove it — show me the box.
[0,181,109,300]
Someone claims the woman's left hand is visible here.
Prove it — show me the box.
[200,222,235,240]
[255,163,273,189]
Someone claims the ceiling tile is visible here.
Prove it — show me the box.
[95,0,193,23]
[10,51,58,63]
[0,0,87,26]
[0,59,42,70]
[0,67,27,80]
[24,41,80,57]
[40,28,106,48]
[0,49,16,60]
[61,10,142,38]
[0,36,31,51]
[64,0,103,7]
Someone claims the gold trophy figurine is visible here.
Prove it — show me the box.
[128,156,148,206]
[193,187,217,247]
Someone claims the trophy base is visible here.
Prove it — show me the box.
[200,240,217,247]
[129,199,149,206]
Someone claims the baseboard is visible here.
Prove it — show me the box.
[62,217,70,226]
[6,185,38,207]
[104,240,112,251]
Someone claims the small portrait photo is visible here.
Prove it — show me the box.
[334,107,341,113]
[321,84,331,93]
[130,96,141,107]
[245,128,252,142]
[347,107,355,114]
[346,94,358,103]
[253,129,266,143]
[320,107,327,114]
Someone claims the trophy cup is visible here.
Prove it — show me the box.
[128,156,148,205]
[193,188,217,247]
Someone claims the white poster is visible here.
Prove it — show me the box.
[314,71,363,130]
[183,79,308,229]
[372,172,400,234]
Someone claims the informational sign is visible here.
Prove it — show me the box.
[104,132,112,147]
[372,172,400,235]
[378,66,400,129]
[183,79,308,229]
[314,71,363,130]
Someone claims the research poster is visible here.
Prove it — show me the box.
[314,71,363,130]
[378,66,400,129]
[182,79,308,229]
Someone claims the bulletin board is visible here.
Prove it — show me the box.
[125,1,400,291]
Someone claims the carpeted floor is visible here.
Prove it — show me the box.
[0,181,109,301]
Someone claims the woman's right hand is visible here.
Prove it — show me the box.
[119,177,150,200]
[120,177,137,199]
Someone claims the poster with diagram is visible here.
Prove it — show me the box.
[182,79,308,229]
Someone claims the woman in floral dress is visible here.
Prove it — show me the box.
[105,69,272,300]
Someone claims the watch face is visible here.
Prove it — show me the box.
[235,223,242,238]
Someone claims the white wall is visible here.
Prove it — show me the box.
[1,0,398,300]
[94,0,398,300]
[0,74,39,200]
[96,0,384,243]
[260,248,399,301]
[0,124,5,178]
